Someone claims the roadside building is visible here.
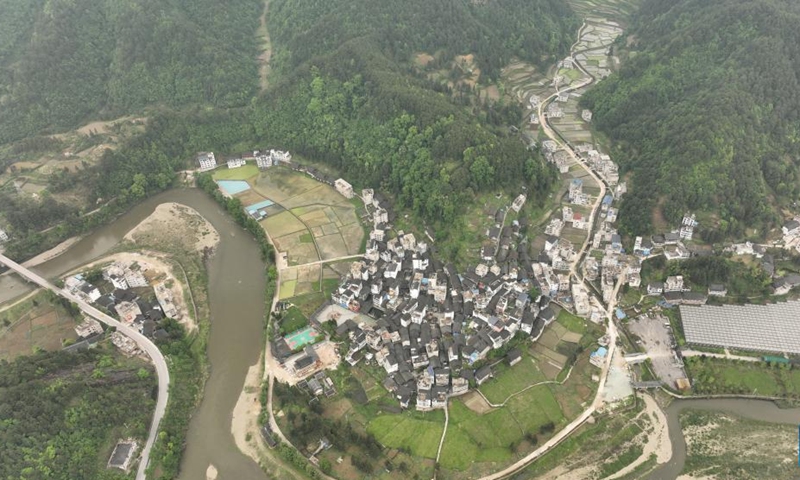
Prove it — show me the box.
[75,318,103,338]
[197,152,217,171]
[334,178,354,199]
[227,157,246,169]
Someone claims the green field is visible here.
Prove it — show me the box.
[556,309,587,334]
[0,290,79,361]
[479,352,548,404]
[211,164,259,181]
[685,356,800,396]
[279,306,308,335]
[368,413,443,459]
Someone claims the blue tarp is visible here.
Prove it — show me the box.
[217,180,251,195]
[245,199,274,213]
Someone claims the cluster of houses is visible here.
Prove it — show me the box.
[574,144,620,187]
[327,188,562,410]
[541,140,570,173]
[196,149,292,171]
[64,262,181,350]
[298,371,337,398]
[0,227,9,243]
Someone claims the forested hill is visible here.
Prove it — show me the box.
[582,0,800,241]
[1,0,580,262]
[246,0,579,252]
[268,0,578,80]
[0,0,261,144]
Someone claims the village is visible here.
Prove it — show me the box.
[62,255,189,357]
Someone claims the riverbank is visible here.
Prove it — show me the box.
[232,361,264,464]
[20,236,82,268]
[124,202,220,254]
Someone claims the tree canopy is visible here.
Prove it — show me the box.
[582,0,800,239]
[0,0,262,144]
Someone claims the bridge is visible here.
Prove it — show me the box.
[631,381,663,389]
[0,254,169,480]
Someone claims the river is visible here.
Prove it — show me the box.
[0,189,268,480]
[650,398,800,479]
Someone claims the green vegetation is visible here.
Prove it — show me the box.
[685,356,800,396]
[0,0,261,145]
[0,290,80,361]
[679,409,798,479]
[510,400,645,479]
[1,0,580,265]
[556,309,587,335]
[479,352,548,404]
[583,0,800,239]
[367,415,443,459]
[270,379,384,477]
[277,306,308,336]
[642,254,772,299]
[268,0,579,81]
[0,348,155,480]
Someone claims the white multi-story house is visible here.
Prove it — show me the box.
[269,149,291,164]
[334,178,354,199]
[511,194,526,213]
[124,270,148,288]
[227,157,246,169]
[664,275,685,293]
[256,151,273,169]
[362,189,374,205]
[197,152,216,171]
[679,213,698,240]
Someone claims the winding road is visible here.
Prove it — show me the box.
[478,21,624,480]
[0,254,169,480]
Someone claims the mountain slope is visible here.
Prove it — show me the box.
[582,0,800,240]
[0,0,262,144]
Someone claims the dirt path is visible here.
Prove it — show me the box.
[257,0,272,91]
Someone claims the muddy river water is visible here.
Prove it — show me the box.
[0,189,268,480]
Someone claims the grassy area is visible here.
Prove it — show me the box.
[299,232,313,243]
[211,164,259,181]
[479,352,548,404]
[556,309,587,334]
[367,413,443,459]
[0,290,79,361]
[510,400,645,479]
[679,409,798,479]
[684,356,800,396]
[278,306,308,335]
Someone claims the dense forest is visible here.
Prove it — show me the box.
[268,0,578,80]
[0,349,155,479]
[0,0,261,144]
[582,0,800,240]
[249,0,576,241]
[2,0,578,262]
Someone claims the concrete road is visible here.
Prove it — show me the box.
[0,254,169,480]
